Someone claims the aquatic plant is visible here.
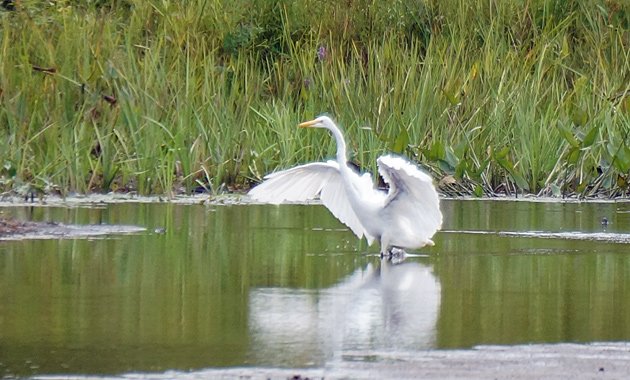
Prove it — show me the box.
[0,0,628,198]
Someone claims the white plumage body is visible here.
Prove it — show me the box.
[248,116,443,256]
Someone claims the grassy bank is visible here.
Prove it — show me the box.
[0,0,628,198]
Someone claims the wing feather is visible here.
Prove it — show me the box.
[248,161,373,242]
[377,155,442,244]
[319,171,375,244]
[248,162,334,204]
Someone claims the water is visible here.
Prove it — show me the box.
[1,199,629,377]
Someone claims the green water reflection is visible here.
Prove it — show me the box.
[0,200,629,376]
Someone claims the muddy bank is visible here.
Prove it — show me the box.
[0,193,235,240]
[1,193,629,208]
[32,342,630,379]
[0,217,145,240]
[0,193,249,207]
[0,192,626,240]
[0,218,43,236]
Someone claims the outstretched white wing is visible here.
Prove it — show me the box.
[248,161,374,243]
[377,155,442,244]
[248,162,336,204]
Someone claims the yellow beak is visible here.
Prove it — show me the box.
[298,119,319,128]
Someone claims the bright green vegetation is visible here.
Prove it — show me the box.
[0,1,628,197]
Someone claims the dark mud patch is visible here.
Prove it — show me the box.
[0,218,43,235]
[0,218,145,241]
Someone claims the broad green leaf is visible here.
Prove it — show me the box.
[507,169,530,191]
[437,159,454,173]
[442,80,461,105]
[606,142,617,160]
[581,125,598,148]
[493,154,513,171]
[427,141,446,161]
[614,146,630,172]
[557,123,580,148]
[571,106,588,126]
[567,147,581,165]
[494,146,510,160]
[444,145,459,169]
[454,139,469,160]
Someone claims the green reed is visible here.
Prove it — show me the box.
[0,0,628,197]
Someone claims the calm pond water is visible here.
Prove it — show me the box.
[1,199,630,377]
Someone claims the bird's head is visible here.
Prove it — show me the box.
[298,115,347,162]
[298,115,335,130]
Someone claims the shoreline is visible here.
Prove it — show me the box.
[1,192,629,208]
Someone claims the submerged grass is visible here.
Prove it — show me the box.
[0,0,628,198]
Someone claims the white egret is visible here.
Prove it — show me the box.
[248,115,443,257]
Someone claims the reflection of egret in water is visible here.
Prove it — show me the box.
[248,260,440,366]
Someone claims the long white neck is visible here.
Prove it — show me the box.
[327,124,348,164]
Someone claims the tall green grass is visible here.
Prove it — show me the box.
[0,0,628,198]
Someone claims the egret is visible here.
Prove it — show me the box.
[248,115,443,257]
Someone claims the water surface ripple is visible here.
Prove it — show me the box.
[0,199,629,377]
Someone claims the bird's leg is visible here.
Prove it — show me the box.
[390,247,407,264]
[389,250,407,264]
[380,240,390,259]
[381,246,407,263]
[389,247,406,258]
